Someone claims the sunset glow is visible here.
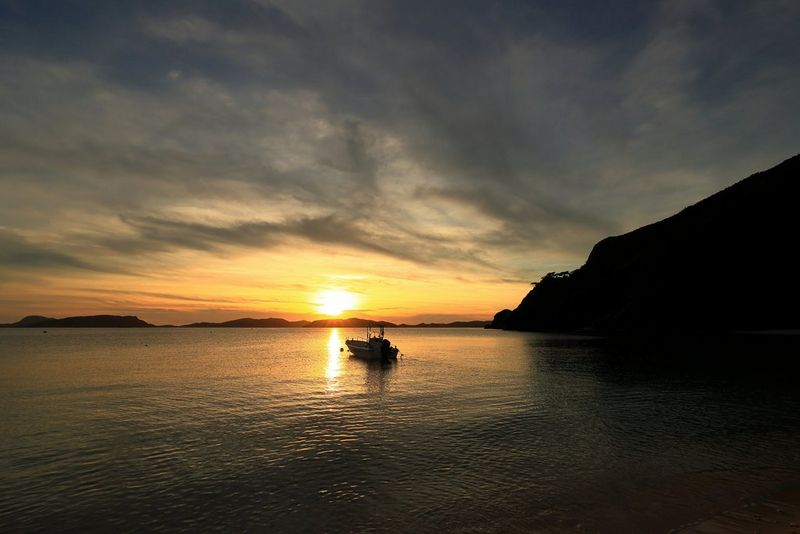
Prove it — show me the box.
[315,290,357,317]
[0,2,797,327]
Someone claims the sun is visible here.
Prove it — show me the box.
[315,289,357,316]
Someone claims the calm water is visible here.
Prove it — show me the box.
[1,328,799,532]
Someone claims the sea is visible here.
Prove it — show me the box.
[1,327,799,532]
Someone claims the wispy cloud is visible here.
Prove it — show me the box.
[1,0,799,321]
[0,229,105,272]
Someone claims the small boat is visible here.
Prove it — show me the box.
[345,325,399,360]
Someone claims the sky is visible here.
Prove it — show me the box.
[1,0,799,324]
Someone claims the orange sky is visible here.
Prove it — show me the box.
[2,2,798,325]
[0,241,536,324]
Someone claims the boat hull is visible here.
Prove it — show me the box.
[345,339,398,360]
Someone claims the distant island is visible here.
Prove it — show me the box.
[489,154,800,333]
[181,318,311,328]
[1,315,154,328]
[0,315,489,329]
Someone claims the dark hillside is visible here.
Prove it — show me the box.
[490,154,800,332]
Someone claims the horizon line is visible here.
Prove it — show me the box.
[1,313,492,328]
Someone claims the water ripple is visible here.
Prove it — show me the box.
[1,328,799,532]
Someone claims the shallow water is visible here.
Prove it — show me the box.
[1,328,799,532]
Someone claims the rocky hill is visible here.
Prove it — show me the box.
[489,154,800,332]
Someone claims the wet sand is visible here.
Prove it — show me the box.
[677,488,800,533]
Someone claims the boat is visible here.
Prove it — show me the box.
[345,325,399,360]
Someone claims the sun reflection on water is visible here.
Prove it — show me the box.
[326,328,342,386]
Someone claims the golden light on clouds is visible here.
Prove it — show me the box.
[0,238,529,324]
[314,289,358,316]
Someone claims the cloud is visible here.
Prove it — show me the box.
[76,287,310,307]
[101,213,500,272]
[0,229,97,271]
[1,0,799,321]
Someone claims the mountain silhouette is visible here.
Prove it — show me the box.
[181,318,311,328]
[305,318,397,328]
[4,315,155,328]
[5,315,56,327]
[489,154,800,332]
[1,315,488,328]
[400,320,490,328]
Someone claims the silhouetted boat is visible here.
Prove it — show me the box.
[345,325,399,360]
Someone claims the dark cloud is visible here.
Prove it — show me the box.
[102,213,499,272]
[414,185,614,247]
[0,229,96,271]
[1,0,799,287]
[77,287,309,306]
